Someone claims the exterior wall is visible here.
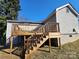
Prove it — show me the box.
[44,13,58,32]
[6,22,40,44]
[61,34,79,45]
[45,13,56,23]
[56,7,79,45]
[17,24,40,31]
[6,23,12,44]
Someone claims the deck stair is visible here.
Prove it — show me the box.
[24,35,49,54]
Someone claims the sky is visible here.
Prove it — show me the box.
[18,0,79,22]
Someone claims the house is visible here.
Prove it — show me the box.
[6,3,79,45]
[6,3,79,58]
[43,3,79,45]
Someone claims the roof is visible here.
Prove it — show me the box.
[56,3,79,16]
[43,3,79,23]
[7,20,43,24]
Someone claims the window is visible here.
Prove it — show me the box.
[66,8,70,13]
[69,35,72,37]
[73,28,76,32]
[77,16,79,21]
[77,16,79,29]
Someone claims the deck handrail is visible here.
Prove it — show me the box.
[34,22,60,35]
[12,22,60,35]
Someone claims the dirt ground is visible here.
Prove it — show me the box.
[0,47,79,59]
[31,47,79,59]
[0,50,20,59]
[0,39,79,59]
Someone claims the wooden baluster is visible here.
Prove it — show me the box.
[43,26,44,34]
[31,39,33,50]
[58,23,60,32]
[35,35,37,46]
[26,40,28,49]
[24,36,26,49]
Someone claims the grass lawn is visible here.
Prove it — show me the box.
[31,39,79,59]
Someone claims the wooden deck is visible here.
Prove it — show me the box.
[12,30,43,36]
[7,22,61,59]
[49,32,61,38]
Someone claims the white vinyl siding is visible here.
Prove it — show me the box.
[56,7,79,34]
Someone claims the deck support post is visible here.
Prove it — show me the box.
[10,36,13,53]
[58,38,61,49]
[24,36,26,49]
[26,54,31,59]
[10,36,13,59]
[49,33,51,53]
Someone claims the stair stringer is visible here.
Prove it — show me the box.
[25,36,49,57]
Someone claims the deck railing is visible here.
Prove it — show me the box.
[12,24,20,32]
[35,22,60,34]
[12,22,60,35]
